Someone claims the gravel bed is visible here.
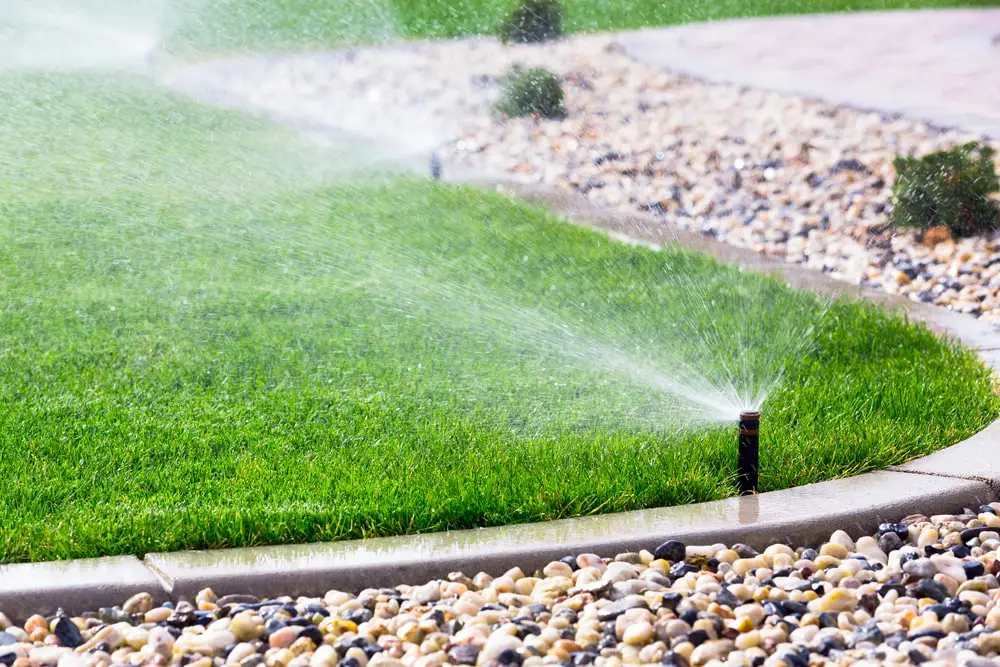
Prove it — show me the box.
[8,507,1000,667]
[163,36,1000,325]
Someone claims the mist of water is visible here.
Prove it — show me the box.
[0,0,170,72]
[188,210,831,429]
[0,0,832,435]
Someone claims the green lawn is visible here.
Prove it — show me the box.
[0,1,997,563]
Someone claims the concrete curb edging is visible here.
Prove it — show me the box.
[0,467,995,621]
[892,418,1000,492]
[145,472,990,602]
[0,557,169,622]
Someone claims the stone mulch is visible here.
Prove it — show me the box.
[6,506,1000,666]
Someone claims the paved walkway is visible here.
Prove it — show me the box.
[619,9,1000,138]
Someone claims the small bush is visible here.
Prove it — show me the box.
[498,0,563,44]
[890,141,1000,238]
[495,65,565,119]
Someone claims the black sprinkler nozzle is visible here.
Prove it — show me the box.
[738,410,760,495]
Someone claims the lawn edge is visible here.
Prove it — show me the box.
[0,468,993,621]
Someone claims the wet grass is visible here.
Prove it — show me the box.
[0,73,997,562]
[172,0,1000,53]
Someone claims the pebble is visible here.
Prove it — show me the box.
[930,553,968,581]
[268,626,302,649]
[819,542,849,560]
[78,625,124,653]
[653,540,686,563]
[690,639,734,664]
[30,647,71,663]
[622,621,654,645]
[598,596,648,621]
[412,580,442,604]
[879,532,904,553]
[228,643,258,665]
[122,592,155,615]
[230,612,264,642]
[808,589,858,613]
[51,617,82,648]
[854,536,887,563]
[479,633,522,663]
[446,645,479,665]
[904,558,938,578]
[828,529,855,551]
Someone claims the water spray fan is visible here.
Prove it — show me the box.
[738,411,760,495]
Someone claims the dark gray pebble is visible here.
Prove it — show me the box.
[659,651,689,666]
[915,579,948,602]
[448,644,479,665]
[53,616,83,648]
[653,540,685,563]
[597,597,648,622]
[961,527,990,544]
[853,621,884,645]
[98,608,134,625]
[496,648,523,666]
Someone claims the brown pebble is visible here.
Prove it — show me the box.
[24,615,47,635]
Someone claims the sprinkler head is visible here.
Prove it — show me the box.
[737,410,760,496]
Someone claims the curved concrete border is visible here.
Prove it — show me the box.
[143,471,989,601]
[6,13,1000,622]
[0,462,993,621]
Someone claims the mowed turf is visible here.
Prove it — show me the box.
[0,68,996,563]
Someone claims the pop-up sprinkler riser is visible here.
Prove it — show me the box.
[738,410,760,495]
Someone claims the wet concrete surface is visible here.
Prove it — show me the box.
[0,556,166,621]
[145,471,987,601]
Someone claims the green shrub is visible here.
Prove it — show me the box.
[890,141,1000,238]
[498,0,563,44]
[495,65,565,119]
